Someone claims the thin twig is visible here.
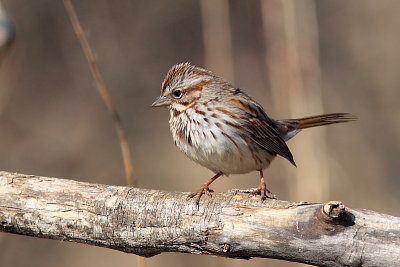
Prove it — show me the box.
[63,0,134,187]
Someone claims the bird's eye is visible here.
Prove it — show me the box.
[172,89,183,98]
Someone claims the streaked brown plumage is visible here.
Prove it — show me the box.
[152,63,356,204]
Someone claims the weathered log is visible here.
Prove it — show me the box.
[0,171,399,266]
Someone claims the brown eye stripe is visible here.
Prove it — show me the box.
[185,80,211,93]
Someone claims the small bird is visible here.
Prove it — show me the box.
[152,63,355,204]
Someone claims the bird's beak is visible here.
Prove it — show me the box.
[151,96,171,107]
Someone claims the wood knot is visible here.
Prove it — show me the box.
[323,201,345,218]
[316,201,355,227]
[221,244,231,253]
[321,201,346,223]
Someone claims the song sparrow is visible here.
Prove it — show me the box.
[152,63,355,204]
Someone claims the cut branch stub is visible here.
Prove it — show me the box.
[318,201,355,226]
[323,201,345,219]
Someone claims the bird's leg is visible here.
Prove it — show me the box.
[189,172,223,204]
[252,170,276,200]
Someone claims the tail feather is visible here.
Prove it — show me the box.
[277,113,356,140]
[293,113,356,129]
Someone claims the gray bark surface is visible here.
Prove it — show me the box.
[0,171,399,267]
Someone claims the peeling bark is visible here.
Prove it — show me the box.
[0,171,399,266]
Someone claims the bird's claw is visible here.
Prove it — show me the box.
[235,188,277,200]
[251,187,276,200]
[188,187,214,205]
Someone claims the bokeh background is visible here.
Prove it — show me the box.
[1,0,399,266]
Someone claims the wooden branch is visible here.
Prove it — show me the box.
[0,171,399,266]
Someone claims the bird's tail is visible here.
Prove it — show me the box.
[277,113,356,140]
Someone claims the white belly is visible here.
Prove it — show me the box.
[170,107,275,174]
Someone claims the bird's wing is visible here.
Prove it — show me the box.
[225,94,296,166]
[246,117,296,166]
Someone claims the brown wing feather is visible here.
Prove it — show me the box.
[247,117,296,166]
[226,93,296,166]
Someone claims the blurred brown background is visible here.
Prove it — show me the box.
[0,0,399,266]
